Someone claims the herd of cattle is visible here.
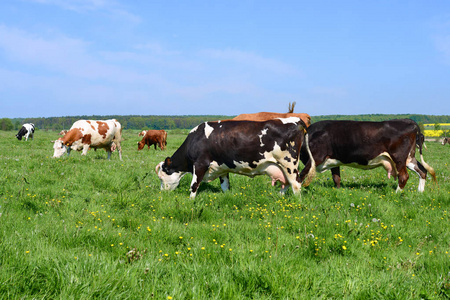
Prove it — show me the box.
[15,108,444,198]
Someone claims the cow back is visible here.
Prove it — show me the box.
[179,119,305,172]
[233,112,311,127]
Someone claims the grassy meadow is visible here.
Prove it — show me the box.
[0,129,449,299]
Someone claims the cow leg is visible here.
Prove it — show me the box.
[331,167,341,188]
[82,145,90,156]
[117,143,123,161]
[190,165,207,198]
[219,174,230,192]
[299,160,313,185]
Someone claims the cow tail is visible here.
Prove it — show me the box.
[302,133,316,187]
[420,152,437,183]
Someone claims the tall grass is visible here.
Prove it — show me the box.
[0,129,449,299]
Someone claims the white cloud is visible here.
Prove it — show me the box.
[27,0,141,23]
[29,0,109,11]
[0,25,169,85]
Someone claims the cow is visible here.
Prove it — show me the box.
[299,119,437,192]
[138,130,147,137]
[138,130,167,151]
[232,102,312,127]
[442,137,450,146]
[59,130,68,135]
[16,123,35,141]
[52,119,123,160]
[155,118,315,198]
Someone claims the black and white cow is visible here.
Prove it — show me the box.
[156,118,314,198]
[16,123,35,141]
[299,119,436,192]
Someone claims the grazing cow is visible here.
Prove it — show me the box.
[16,123,35,141]
[232,102,311,127]
[138,130,167,151]
[59,130,68,135]
[155,118,314,198]
[442,137,450,146]
[299,119,436,192]
[138,130,147,137]
[52,119,122,160]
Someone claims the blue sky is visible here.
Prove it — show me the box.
[1,0,449,118]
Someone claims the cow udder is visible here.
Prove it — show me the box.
[264,164,287,188]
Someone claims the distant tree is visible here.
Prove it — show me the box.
[14,120,21,130]
[418,122,425,133]
[0,118,14,131]
[434,123,441,131]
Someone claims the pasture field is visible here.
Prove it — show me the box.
[0,129,449,299]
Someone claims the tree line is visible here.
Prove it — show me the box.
[1,114,449,131]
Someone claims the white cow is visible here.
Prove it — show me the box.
[52,119,122,160]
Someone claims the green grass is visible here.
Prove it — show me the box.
[0,129,449,299]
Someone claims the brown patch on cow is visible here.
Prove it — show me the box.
[82,134,92,145]
[97,121,110,139]
[233,112,311,127]
[61,128,84,146]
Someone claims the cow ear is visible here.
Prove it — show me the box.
[164,157,172,167]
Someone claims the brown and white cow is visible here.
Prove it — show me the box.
[59,130,68,135]
[52,119,122,160]
[299,119,436,192]
[232,102,311,127]
[138,130,167,151]
[442,137,450,146]
[155,118,314,198]
[138,130,147,137]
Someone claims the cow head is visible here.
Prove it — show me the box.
[52,139,70,158]
[137,140,145,150]
[155,158,185,191]
[15,134,22,140]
